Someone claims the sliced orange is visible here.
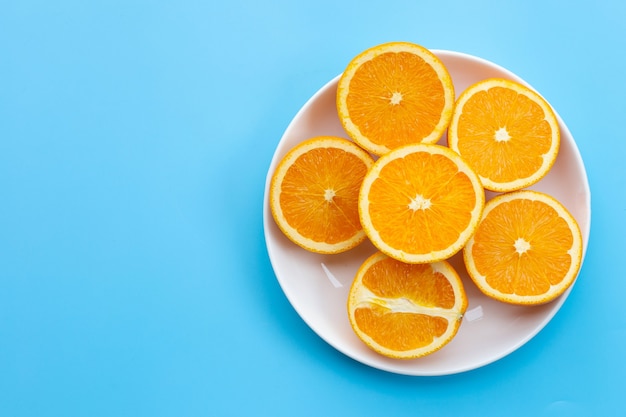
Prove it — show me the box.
[336,42,455,156]
[269,136,375,254]
[348,251,467,359]
[463,190,583,305]
[448,78,560,192]
[359,143,484,264]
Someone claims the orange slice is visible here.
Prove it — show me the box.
[336,42,455,156]
[463,190,583,305]
[269,136,374,254]
[348,251,467,359]
[359,143,485,264]
[448,78,560,192]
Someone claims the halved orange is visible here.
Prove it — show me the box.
[348,251,467,359]
[359,143,485,264]
[337,42,455,156]
[448,78,560,192]
[463,190,583,305]
[269,136,375,254]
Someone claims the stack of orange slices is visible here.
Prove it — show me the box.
[269,41,583,360]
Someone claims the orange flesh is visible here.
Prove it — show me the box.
[355,258,455,350]
[456,87,553,183]
[471,199,574,296]
[346,52,446,148]
[367,152,477,254]
[280,147,368,244]
[354,308,448,351]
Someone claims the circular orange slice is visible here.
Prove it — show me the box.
[337,42,455,156]
[463,190,583,305]
[269,136,374,254]
[359,143,485,264]
[448,78,560,192]
[348,251,467,359]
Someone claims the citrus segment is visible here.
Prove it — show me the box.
[348,251,467,359]
[359,143,485,263]
[337,42,455,155]
[270,136,375,254]
[463,190,583,305]
[448,78,560,192]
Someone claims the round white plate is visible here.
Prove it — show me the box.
[262,50,591,376]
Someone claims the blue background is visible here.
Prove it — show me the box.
[1,1,624,416]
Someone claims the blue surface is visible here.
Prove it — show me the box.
[1,0,624,415]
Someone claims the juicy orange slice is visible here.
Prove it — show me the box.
[448,78,560,192]
[269,136,375,254]
[348,251,467,359]
[337,42,455,156]
[463,190,583,305]
[359,143,485,264]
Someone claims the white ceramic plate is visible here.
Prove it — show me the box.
[263,50,591,376]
